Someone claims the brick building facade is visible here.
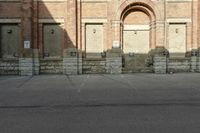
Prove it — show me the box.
[0,0,200,75]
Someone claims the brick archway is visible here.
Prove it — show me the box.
[116,0,160,21]
[119,2,157,49]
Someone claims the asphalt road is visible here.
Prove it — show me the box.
[0,73,200,133]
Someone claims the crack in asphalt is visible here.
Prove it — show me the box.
[65,74,76,87]
[1,101,200,110]
[16,76,33,88]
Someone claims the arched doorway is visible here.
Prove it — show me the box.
[122,10,150,54]
[120,3,156,73]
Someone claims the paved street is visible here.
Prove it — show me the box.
[0,73,200,133]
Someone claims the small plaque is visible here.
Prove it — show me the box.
[24,41,30,49]
[112,41,120,48]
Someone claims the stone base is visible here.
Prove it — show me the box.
[63,48,82,75]
[153,56,167,74]
[0,59,19,75]
[197,57,200,72]
[33,49,39,75]
[19,58,33,76]
[106,48,122,74]
[191,56,197,72]
[33,58,39,75]
[106,57,122,74]
[63,58,81,75]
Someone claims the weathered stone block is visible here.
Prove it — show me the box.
[153,56,167,74]
[106,57,122,74]
[19,58,33,76]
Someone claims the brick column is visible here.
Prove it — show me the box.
[111,20,121,49]
[66,0,77,48]
[191,50,198,72]
[62,0,80,75]
[156,21,165,47]
[19,0,33,76]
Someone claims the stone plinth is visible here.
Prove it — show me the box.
[33,49,39,75]
[19,58,33,76]
[153,47,168,74]
[197,57,200,72]
[191,56,197,72]
[63,48,82,75]
[153,56,167,74]
[106,48,122,74]
[19,49,33,76]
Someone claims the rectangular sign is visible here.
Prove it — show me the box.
[24,41,30,49]
[112,41,120,48]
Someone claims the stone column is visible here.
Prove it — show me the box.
[106,48,122,74]
[63,48,82,75]
[153,47,168,74]
[191,49,198,72]
[19,0,33,76]
[197,49,200,72]
[33,49,39,75]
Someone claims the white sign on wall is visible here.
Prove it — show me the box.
[24,41,30,49]
[112,41,120,48]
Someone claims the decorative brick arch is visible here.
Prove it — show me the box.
[121,5,155,23]
[116,0,160,21]
[117,1,158,49]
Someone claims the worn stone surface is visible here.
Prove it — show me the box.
[122,54,153,73]
[19,58,33,76]
[106,48,122,74]
[63,58,81,75]
[63,48,82,75]
[153,56,167,74]
[33,49,39,75]
[197,57,200,72]
[0,59,19,75]
[40,59,63,74]
[191,56,197,72]
[167,58,191,73]
[83,58,106,74]
[106,57,122,74]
